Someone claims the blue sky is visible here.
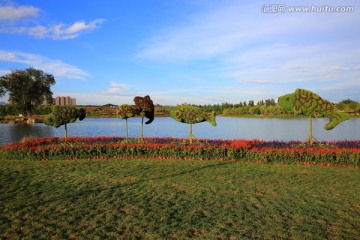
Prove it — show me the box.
[0,0,359,105]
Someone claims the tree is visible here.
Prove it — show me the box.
[0,105,16,117]
[336,99,360,113]
[171,105,216,143]
[250,106,261,115]
[278,88,350,145]
[44,106,86,142]
[0,68,55,117]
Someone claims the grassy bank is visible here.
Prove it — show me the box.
[1,158,359,239]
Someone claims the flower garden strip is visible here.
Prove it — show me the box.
[1,137,359,168]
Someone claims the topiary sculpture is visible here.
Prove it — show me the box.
[278,88,350,144]
[44,106,86,142]
[171,105,216,143]
[117,104,136,139]
[133,95,155,138]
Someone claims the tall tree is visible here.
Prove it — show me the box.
[0,68,55,116]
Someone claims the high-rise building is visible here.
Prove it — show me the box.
[65,96,71,105]
[54,96,61,105]
[53,96,76,106]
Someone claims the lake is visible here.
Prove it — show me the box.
[0,117,359,146]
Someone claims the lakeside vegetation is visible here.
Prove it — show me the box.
[1,98,359,123]
[1,157,359,239]
[195,99,360,117]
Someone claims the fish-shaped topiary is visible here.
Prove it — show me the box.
[278,88,349,130]
[171,105,216,142]
[171,105,216,126]
[44,106,86,141]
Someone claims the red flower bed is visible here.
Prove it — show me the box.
[1,137,359,168]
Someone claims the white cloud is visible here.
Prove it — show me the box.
[0,3,105,39]
[48,19,106,40]
[105,81,130,95]
[136,2,250,62]
[0,4,39,20]
[1,19,105,40]
[220,40,360,96]
[241,80,272,84]
[0,50,90,80]
[137,1,360,63]
[134,0,360,102]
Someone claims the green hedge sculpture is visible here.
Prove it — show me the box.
[44,106,86,142]
[278,88,350,144]
[117,96,155,139]
[134,95,155,124]
[171,105,216,142]
[133,95,155,137]
[117,104,137,139]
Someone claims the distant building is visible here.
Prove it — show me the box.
[54,96,76,106]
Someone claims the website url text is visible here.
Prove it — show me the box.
[262,5,355,13]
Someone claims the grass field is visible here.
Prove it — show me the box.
[1,158,359,239]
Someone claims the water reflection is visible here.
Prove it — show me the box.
[0,123,55,145]
[0,117,359,145]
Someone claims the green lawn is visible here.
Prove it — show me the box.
[1,158,359,239]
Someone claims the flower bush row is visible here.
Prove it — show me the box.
[1,137,359,167]
[3,136,359,149]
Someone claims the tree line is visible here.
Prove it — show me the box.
[0,105,53,121]
[189,99,360,117]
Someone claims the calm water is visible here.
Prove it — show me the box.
[0,117,359,145]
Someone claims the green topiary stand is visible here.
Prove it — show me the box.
[170,105,216,144]
[278,88,349,145]
[44,106,86,142]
